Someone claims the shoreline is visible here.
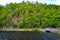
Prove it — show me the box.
[0,28,60,33]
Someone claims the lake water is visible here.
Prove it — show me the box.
[0,31,59,40]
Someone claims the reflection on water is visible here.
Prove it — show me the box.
[0,31,59,40]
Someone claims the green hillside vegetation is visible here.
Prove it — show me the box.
[0,1,60,29]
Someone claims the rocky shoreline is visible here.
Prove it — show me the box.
[0,28,60,33]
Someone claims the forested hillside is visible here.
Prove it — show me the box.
[0,1,60,29]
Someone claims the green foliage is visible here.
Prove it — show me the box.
[0,1,60,29]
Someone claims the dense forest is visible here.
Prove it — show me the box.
[0,1,60,29]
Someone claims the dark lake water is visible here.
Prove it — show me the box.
[0,31,59,40]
